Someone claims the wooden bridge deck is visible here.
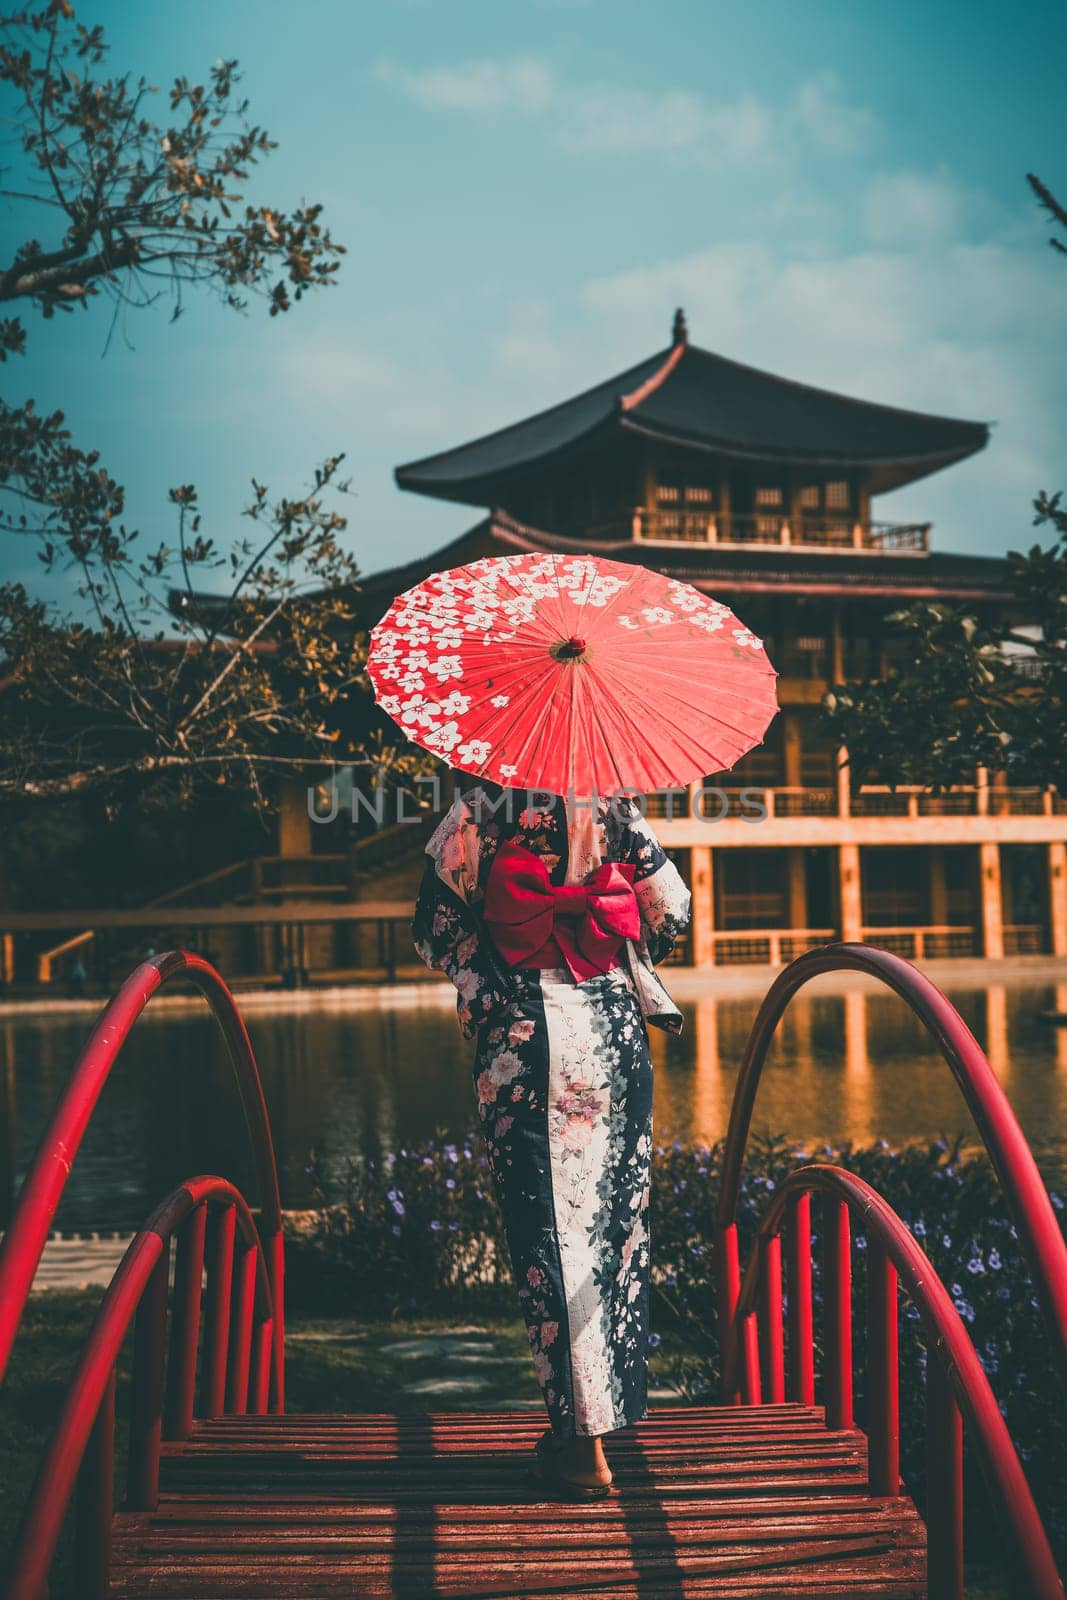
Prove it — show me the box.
[109,1405,927,1599]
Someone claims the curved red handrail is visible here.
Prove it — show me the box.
[0,952,285,1405]
[727,1165,1065,1600]
[715,941,1067,1373]
[4,1176,273,1600]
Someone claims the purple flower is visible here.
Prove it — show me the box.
[648,1333,662,1349]
[429,1219,442,1232]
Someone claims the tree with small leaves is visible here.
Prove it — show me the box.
[0,4,410,813]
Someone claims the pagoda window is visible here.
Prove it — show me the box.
[795,480,854,546]
[650,472,716,541]
[751,485,785,541]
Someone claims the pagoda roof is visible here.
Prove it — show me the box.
[395,321,991,501]
[351,511,1014,627]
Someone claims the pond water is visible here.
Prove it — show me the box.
[3,974,1066,1229]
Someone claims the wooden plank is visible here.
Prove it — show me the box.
[108,1403,926,1599]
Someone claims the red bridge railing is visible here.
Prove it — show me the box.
[714,941,1067,1388]
[0,951,284,1406]
[725,1164,1064,1600]
[5,1175,276,1600]
[714,938,1067,1599]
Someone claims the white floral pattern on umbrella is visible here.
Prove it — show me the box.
[368,551,778,795]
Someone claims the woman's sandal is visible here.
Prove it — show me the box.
[532,1429,614,1501]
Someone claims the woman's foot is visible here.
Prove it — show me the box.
[535,1430,613,1493]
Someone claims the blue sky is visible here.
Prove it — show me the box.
[6,0,1067,608]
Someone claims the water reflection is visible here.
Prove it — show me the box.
[3,977,1066,1229]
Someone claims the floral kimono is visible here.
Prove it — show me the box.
[412,786,692,1438]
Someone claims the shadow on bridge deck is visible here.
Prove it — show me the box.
[111,1405,926,1598]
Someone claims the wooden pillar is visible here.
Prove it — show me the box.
[836,746,851,818]
[783,714,802,790]
[979,842,1004,960]
[928,846,948,927]
[689,846,715,967]
[788,848,808,934]
[278,775,312,859]
[1048,841,1067,957]
[838,843,862,942]
[830,605,845,683]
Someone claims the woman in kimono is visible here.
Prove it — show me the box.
[412,783,692,1498]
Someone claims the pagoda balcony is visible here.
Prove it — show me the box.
[597,508,931,552]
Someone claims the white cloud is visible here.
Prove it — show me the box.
[375,56,876,167]
[373,57,554,115]
[863,169,971,245]
[564,87,774,162]
[561,220,1064,554]
[791,70,879,157]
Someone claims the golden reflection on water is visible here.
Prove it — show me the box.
[652,980,1067,1173]
[3,975,1067,1227]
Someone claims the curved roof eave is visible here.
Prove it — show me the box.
[394,412,627,502]
[615,413,989,470]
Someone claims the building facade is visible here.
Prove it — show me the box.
[361,310,1067,966]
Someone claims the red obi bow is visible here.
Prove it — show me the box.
[483,839,640,983]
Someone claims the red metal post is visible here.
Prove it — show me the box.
[74,1366,116,1600]
[787,1192,815,1405]
[125,1241,170,1511]
[866,1239,900,1497]
[201,1203,236,1417]
[926,1361,964,1600]
[758,1232,785,1403]
[249,1314,274,1414]
[165,1200,207,1440]
[226,1239,258,1414]
[740,1312,762,1405]
[716,1222,742,1404]
[263,1221,286,1412]
[823,1195,853,1430]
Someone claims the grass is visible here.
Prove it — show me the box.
[1,1290,1012,1598]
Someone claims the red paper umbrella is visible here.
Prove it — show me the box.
[367,552,779,795]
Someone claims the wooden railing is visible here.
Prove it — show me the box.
[611,508,932,551]
[34,816,436,983]
[643,782,1066,821]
